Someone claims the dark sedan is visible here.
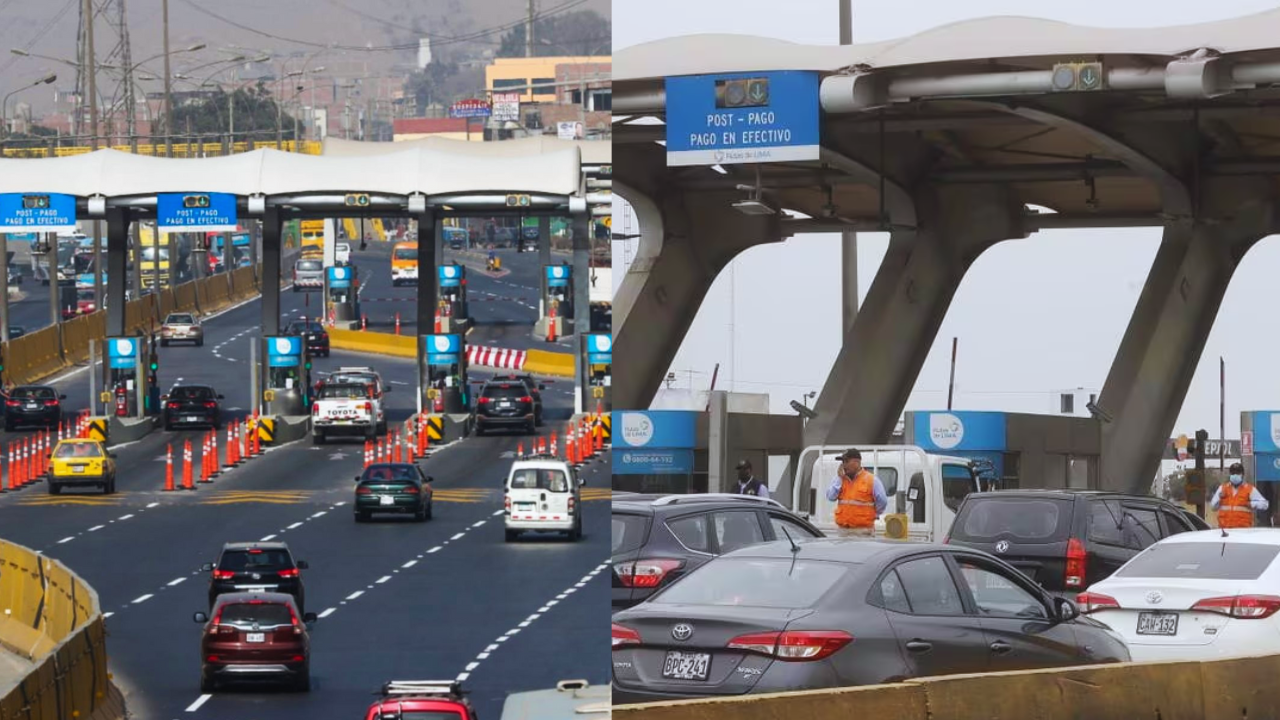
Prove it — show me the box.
[163,385,223,430]
[354,463,434,522]
[285,320,330,358]
[611,540,1129,704]
[4,385,65,430]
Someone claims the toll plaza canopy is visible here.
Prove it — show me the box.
[0,144,583,198]
[614,10,1280,222]
[321,135,611,166]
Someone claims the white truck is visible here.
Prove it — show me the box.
[311,382,385,444]
[791,445,983,542]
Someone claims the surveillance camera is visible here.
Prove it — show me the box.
[1086,400,1113,424]
[789,399,818,420]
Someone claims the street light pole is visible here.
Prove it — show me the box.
[84,0,98,149]
[163,0,173,156]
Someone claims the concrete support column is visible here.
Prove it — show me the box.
[260,207,282,336]
[803,184,1024,446]
[1098,181,1275,493]
[842,230,858,336]
[415,209,438,331]
[708,390,730,493]
[105,208,129,336]
[538,215,552,268]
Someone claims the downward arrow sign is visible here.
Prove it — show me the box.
[329,453,348,461]
[499,451,516,459]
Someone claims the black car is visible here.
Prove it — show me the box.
[473,380,537,435]
[491,373,547,426]
[163,385,223,430]
[353,463,435,522]
[202,542,308,615]
[944,489,1211,597]
[610,540,1129,704]
[612,494,825,609]
[286,320,330,358]
[4,385,65,430]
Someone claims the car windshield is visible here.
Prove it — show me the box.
[320,384,369,400]
[297,260,322,271]
[53,442,102,458]
[1116,541,1280,580]
[510,468,570,492]
[166,314,194,325]
[171,386,213,400]
[219,549,293,572]
[11,387,55,400]
[651,557,851,609]
[217,602,293,627]
[362,465,420,483]
[394,247,418,260]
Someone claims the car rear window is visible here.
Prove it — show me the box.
[171,386,212,400]
[394,247,418,260]
[297,260,322,271]
[650,558,850,609]
[1116,542,1280,580]
[363,465,419,483]
[12,387,55,400]
[952,497,1074,543]
[484,385,527,399]
[218,603,293,626]
[53,442,102,458]
[612,513,650,555]
[320,384,369,400]
[509,468,569,492]
[167,314,194,324]
[219,549,293,572]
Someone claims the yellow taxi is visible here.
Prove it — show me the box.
[48,439,117,495]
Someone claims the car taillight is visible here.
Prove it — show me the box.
[726,631,853,661]
[312,403,319,415]
[167,402,179,409]
[277,568,299,578]
[43,400,58,406]
[504,495,511,512]
[356,486,372,495]
[1192,595,1280,619]
[1075,591,1120,613]
[567,496,576,514]
[615,559,684,588]
[611,623,641,649]
[4,400,18,407]
[363,402,372,413]
[478,397,490,404]
[1065,537,1087,588]
[520,396,532,403]
[212,570,234,580]
[204,401,217,409]
[206,654,220,662]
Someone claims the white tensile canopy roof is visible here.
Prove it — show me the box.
[0,144,582,198]
[321,136,611,165]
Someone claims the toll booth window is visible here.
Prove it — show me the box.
[320,384,368,400]
[54,442,102,459]
[141,247,170,262]
[171,386,213,401]
[393,247,418,261]
[941,463,978,512]
[11,387,56,400]
[509,469,568,492]
[269,368,298,389]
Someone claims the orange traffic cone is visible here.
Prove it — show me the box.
[517,441,523,458]
[163,444,175,491]
[182,440,195,490]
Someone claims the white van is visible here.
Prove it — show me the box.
[504,457,582,542]
[335,242,351,264]
[792,445,982,541]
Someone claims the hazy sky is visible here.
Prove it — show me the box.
[612,0,1280,441]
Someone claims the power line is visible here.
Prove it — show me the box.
[0,0,79,80]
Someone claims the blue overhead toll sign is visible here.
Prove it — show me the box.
[0,193,77,233]
[665,71,820,167]
[157,192,237,232]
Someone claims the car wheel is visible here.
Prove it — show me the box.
[163,421,172,432]
[355,510,370,523]
[197,339,204,347]
[526,421,536,435]
[505,529,519,542]
[377,421,387,436]
[161,339,169,347]
[292,287,299,293]
[294,669,310,693]
[3,421,12,432]
[200,670,217,694]
[48,482,61,495]
[414,507,426,522]
[425,500,433,520]
[313,431,325,445]
[571,521,583,541]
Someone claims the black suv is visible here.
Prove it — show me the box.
[162,384,223,430]
[473,380,536,435]
[945,489,1210,597]
[611,494,825,610]
[286,320,331,358]
[202,542,309,614]
[491,374,546,426]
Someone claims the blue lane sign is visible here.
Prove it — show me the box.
[587,334,612,365]
[0,193,77,233]
[665,71,820,167]
[327,266,352,289]
[107,337,138,369]
[425,334,462,364]
[614,448,694,475]
[157,192,237,232]
[546,265,571,288]
[266,335,302,367]
[439,265,462,288]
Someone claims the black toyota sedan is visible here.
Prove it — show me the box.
[4,385,65,430]
[611,539,1130,704]
[162,384,223,430]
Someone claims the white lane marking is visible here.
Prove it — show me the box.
[471,520,486,528]
[88,525,105,532]
[465,662,479,672]
[376,575,391,584]
[132,594,153,604]
[185,694,212,712]
[492,510,504,516]
[450,532,464,541]
[311,511,326,518]
[427,546,442,554]
[146,502,160,508]
[118,514,134,521]
[287,522,303,529]
[402,560,417,569]
[57,537,74,544]
[318,607,336,618]
[260,534,277,541]
[167,577,187,587]
[346,590,364,601]
[456,672,470,682]
[103,611,114,618]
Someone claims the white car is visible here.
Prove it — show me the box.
[1079,528,1280,662]
[503,457,582,542]
[335,242,351,264]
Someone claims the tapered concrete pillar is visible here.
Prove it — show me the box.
[803,184,1025,446]
[613,144,785,410]
[1098,181,1275,493]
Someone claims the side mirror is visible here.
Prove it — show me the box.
[354,475,362,483]
[296,560,309,570]
[538,384,546,391]
[199,562,214,572]
[161,395,169,401]
[1054,597,1079,622]
[193,611,208,624]
[217,395,225,399]
[578,477,585,487]
[384,386,392,393]
[59,394,66,400]
[426,476,435,483]
[302,612,318,624]
[108,453,117,459]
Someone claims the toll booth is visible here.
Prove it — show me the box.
[422,334,468,415]
[57,278,77,318]
[106,336,157,418]
[263,336,308,416]
[535,263,574,340]
[1240,412,1280,524]
[437,264,469,332]
[582,333,612,413]
[325,265,360,325]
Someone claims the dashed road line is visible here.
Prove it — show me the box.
[185,694,211,712]
[132,593,153,604]
[167,577,186,587]
[318,608,336,619]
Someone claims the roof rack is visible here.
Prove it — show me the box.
[379,680,464,698]
[652,493,785,510]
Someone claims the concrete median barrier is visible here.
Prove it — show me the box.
[0,537,123,720]
[523,349,575,378]
[613,653,1280,720]
[328,327,417,358]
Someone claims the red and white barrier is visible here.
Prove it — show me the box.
[466,345,527,371]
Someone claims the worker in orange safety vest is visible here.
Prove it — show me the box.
[825,448,887,538]
[1211,462,1268,529]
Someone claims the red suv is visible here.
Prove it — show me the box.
[193,592,318,692]
[364,680,476,719]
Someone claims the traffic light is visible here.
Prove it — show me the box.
[182,194,211,209]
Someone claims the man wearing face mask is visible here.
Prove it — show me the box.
[1210,462,1268,528]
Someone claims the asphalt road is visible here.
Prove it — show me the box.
[0,272,609,719]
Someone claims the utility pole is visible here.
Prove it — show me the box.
[162,0,173,156]
[526,0,534,57]
[115,0,136,151]
[838,0,858,337]
[84,0,98,149]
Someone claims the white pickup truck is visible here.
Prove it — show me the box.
[311,382,385,444]
[791,445,983,542]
